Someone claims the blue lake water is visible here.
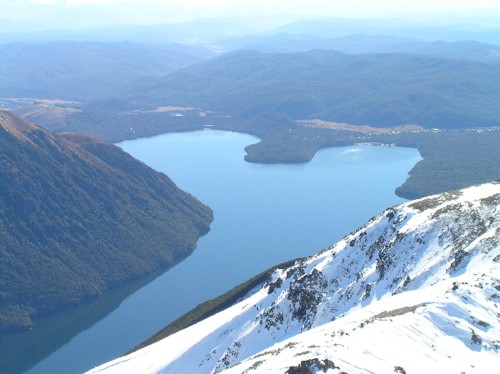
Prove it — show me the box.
[26,130,421,373]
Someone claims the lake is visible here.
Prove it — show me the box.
[20,130,420,373]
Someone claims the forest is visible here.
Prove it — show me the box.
[0,111,213,333]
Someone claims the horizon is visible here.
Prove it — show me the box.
[2,0,500,33]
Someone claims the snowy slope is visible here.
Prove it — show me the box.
[89,182,500,374]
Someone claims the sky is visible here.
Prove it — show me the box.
[2,0,500,31]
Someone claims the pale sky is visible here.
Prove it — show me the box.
[2,0,500,30]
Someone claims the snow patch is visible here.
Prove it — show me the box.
[88,182,500,374]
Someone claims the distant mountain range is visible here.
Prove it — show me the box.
[0,111,212,333]
[2,15,500,45]
[90,181,500,373]
[4,37,500,131]
[273,17,500,45]
[0,41,214,101]
[220,33,500,64]
[130,49,500,129]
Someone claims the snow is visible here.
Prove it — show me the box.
[88,182,500,374]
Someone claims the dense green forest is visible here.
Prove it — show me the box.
[383,130,500,198]
[0,111,213,333]
[229,114,500,198]
[129,49,500,129]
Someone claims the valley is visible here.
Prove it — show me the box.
[1,5,500,374]
[16,130,419,373]
[3,96,499,200]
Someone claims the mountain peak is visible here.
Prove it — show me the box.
[90,182,499,373]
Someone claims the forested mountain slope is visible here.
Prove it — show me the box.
[134,49,500,129]
[0,41,213,101]
[0,111,212,333]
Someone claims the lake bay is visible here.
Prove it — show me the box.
[22,130,420,373]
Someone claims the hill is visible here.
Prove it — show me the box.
[219,34,500,64]
[133,49,500,129]
[90,182,500,373]
[0,111,213,333]
[273,17,500,45]
[0,41,213,101]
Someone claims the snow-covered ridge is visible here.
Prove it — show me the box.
[89,182,500,374]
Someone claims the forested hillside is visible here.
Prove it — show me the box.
[0,111,213,333]
[133,49,500,129]
[0,41,212,101]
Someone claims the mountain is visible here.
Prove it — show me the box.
[219,34,500,64]
[0,111,212,333]
[0,41,214,101]
[273,17,500,45]
[133,49,500,129]
[90,181,500,373]
[0,18,259,45]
